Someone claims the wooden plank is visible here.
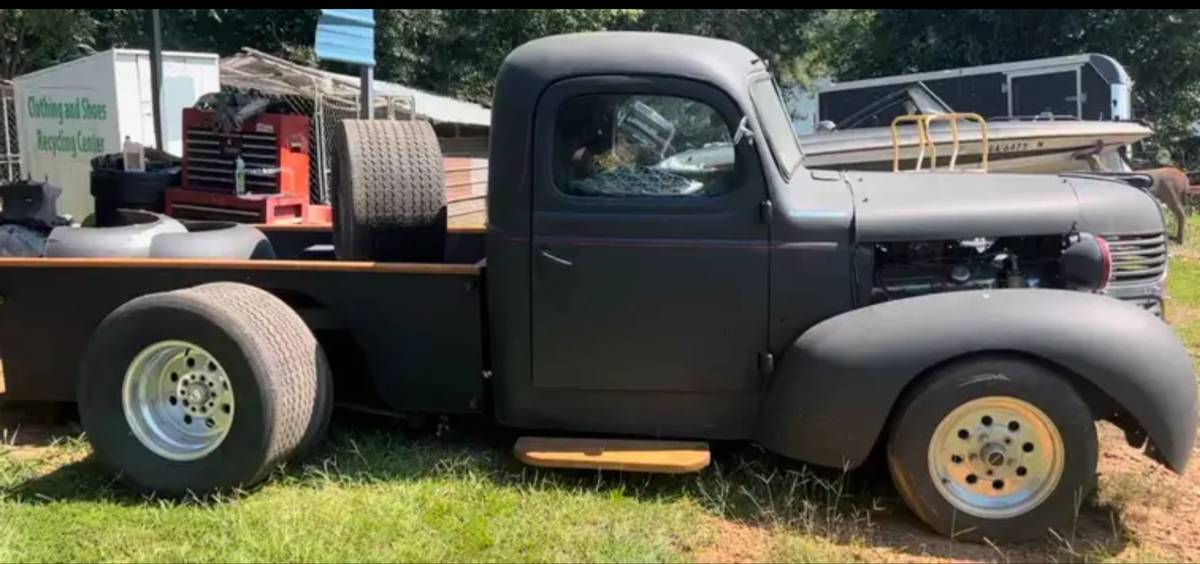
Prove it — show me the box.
[448,196,487,231]
[254,222,487,234]
[0,257,481,275]
[253,195,488,233]
[447,219,487,233]
[514,437,711,474]
[254,223,335,232]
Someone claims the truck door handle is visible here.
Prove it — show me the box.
[539,249,573,268]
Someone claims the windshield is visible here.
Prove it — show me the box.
[750,76,805,179]
[835,82,953,130]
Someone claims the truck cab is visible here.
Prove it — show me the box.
[485,32,1175,426]
[482,33,1193,540]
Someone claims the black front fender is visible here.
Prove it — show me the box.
[756,289,1197,472]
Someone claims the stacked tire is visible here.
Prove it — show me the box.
[45,211,275,260]
[331,119,447,262]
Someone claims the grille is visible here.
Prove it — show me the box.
[184,128,281,192]
[1104,232,1167,284]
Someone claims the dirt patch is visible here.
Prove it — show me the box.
[1167,300,1200,329]
[1092,424,1200,560]
[826,424,1197,562]
[692,517,772,563]
[842,498,1117,563]
[1172,246,1200,262]
[2,446,55,461]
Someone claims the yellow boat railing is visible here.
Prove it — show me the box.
[891,113,989,172]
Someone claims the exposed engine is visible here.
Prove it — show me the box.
[857,235,1093,305]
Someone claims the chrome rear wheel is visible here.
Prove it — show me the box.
[122,340,235,461]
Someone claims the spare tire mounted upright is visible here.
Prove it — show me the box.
[331,120,447,262]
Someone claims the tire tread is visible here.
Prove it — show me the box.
[332,120,446,261]
[178,282,330,472]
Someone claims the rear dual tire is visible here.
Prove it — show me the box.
[78,282,332,495]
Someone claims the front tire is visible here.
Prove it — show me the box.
[78,282,332,495]
[887,355,1098,542]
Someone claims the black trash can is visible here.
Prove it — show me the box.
[89,153,181,227]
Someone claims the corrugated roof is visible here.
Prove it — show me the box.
[220,48,490,128]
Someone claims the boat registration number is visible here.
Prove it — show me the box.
[989,141,1031,154]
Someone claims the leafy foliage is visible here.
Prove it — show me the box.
[833,9,1200,166]
[375,9,641,104]
[628,9,820,82]
[5,9,1200,166]
[0,10,97,79]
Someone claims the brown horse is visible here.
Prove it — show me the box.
[1136,167,1189,244]
[1084,153,1189,244]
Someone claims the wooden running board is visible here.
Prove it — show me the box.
[514,437,711,474]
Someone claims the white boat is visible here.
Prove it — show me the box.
[798,83,1152,173]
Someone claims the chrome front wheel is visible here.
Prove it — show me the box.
[887,356,1098,542]
[927,396,1065,519]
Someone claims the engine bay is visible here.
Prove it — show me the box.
[856,235,1076,305]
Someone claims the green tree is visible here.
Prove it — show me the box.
[629,9,821,83]
[0,9,97,79]
[374,9,822,103]
[87,10,319,65]
[10,8,1200,168]
[1,9,322,79]
[376,9,641,104]
[834,9,1200,166]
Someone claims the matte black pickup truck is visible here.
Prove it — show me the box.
[0,33,1193,542]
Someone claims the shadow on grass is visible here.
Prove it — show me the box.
[0,400,81,447]
[2,407,1132,560]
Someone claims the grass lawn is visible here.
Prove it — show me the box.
[3,219,1200,562]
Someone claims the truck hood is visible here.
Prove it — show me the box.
[849,171,1163,242]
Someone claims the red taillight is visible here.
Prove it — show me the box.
[1096,236,1112,290]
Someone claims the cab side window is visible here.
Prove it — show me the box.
[553,94,736,198]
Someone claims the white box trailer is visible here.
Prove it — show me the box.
[12,49,219,219]
[812,54,1134,130]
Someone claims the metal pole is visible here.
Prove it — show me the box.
[311,75,328,204]
[2,91,11,181]
[360,65,374,119]
[148,9,165,150]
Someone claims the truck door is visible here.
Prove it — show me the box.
[530,76,769,392]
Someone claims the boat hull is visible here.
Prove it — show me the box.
[799,121,1151,173]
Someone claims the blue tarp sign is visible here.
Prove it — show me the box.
[315,9,376,66]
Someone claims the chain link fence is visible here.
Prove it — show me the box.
[220,62,413,206]
[1,81,20,183]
